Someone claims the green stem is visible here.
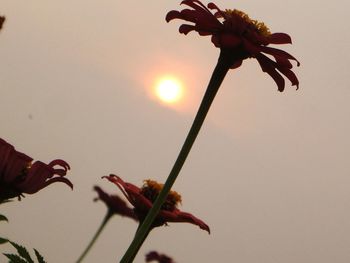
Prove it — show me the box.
[127,224,152,262]
[76,211,113,263]
[120,51,232,263]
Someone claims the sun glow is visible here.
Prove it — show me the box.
[155,77,183,104]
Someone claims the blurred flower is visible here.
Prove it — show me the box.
[166,0,300,91]
[94,186,137,220]
[146,251,175,263]
[103,174,210,233]
[0,16,5,30]
[0,138,72,201]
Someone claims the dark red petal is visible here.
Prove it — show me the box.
[0,16,4,30]
[179,24,196,35]
[260,46,300,66]
[277,66,299,89]
[35,177,74,193]
[17,161,73,193]
[257,55,286,92]
[267,33,292,44]
[219,34,242,48]
[103,174,147,208]
[145,251,174,263]
[159,209,210,234]
[4,152,31,182]
[165,11,182,22]
[94,186,137,220]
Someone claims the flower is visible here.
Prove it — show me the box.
[93,186,137,220]
[145,251,175,263]
[0,138,72,201]
[166,0,300,92]
[102,174,210,233]
[0,16,5,30]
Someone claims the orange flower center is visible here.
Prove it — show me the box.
[225,9,271,37]
[141,179,182,211]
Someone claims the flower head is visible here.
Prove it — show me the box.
[0,138,72,201]
[146,251,175,263]
[166,0,300,91]
[102,174,210,233]
[0,16,5,30]
[93,186,137,220]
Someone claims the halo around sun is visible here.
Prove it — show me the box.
[155,77,183,104]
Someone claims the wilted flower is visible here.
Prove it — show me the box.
[0,138,72,201]
[166,0,300,91]
[103,174,210,233]
[94,186,137,220]
[146,251,175,263]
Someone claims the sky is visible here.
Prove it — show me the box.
[1,0,350,262]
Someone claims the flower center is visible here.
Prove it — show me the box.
[141,179,182,211]
[225,9,271,37]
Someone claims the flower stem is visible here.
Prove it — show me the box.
[120,51,232,263]
[76,211,113,263]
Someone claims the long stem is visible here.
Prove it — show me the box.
[76,211,113,263]
[120,51,232,263]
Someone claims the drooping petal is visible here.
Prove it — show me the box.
[257,54,286,92]
[260,46,300,66]
[159,209,210,234]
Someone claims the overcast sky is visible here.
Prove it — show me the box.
[1,0,350,262]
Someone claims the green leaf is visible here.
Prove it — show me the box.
[0,214,8,222]
[3,253,28,263]
[34,249,46,263]
[9,242,34,263]
[0,237,8,244]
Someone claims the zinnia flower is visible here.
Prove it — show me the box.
[166,0,300,91]
[94,186,137,220]
[0,16,5,30]
[0,138,72,201]
[146,251,175,263]
[103,174,210,233]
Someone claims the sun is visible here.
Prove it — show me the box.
[155,77,183,104]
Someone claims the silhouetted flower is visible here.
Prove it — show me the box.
[0,138,72,201]
[103,174,210,233]
[166,0,300,91]
[94,186,137,220]
[0,16,5,30]
[146,251,175,263]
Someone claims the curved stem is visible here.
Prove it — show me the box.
[76,211,113,263]
[120,51,232,263]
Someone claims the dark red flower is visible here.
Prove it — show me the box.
[166,0,300,91]
[0,16,5,30]
[146,251,175,263]
[0,138,72,201]
[93,186,137,220]
[103,174,210,233]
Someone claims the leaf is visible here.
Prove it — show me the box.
[34,249,46,263]
[3,253,28,263]
[0,237,8,244]
[9,241,34,263]
[0,214,8,222]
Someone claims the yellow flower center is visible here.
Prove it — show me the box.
[141,179,182,211]
[225,9,271,37]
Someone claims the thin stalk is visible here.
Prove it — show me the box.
[120,51,232,263]
[76,211,113,263]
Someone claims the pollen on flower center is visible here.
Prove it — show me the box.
[141,179,182,211]
[226,9,271,37]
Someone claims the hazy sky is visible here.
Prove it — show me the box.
[1,0,350,262]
